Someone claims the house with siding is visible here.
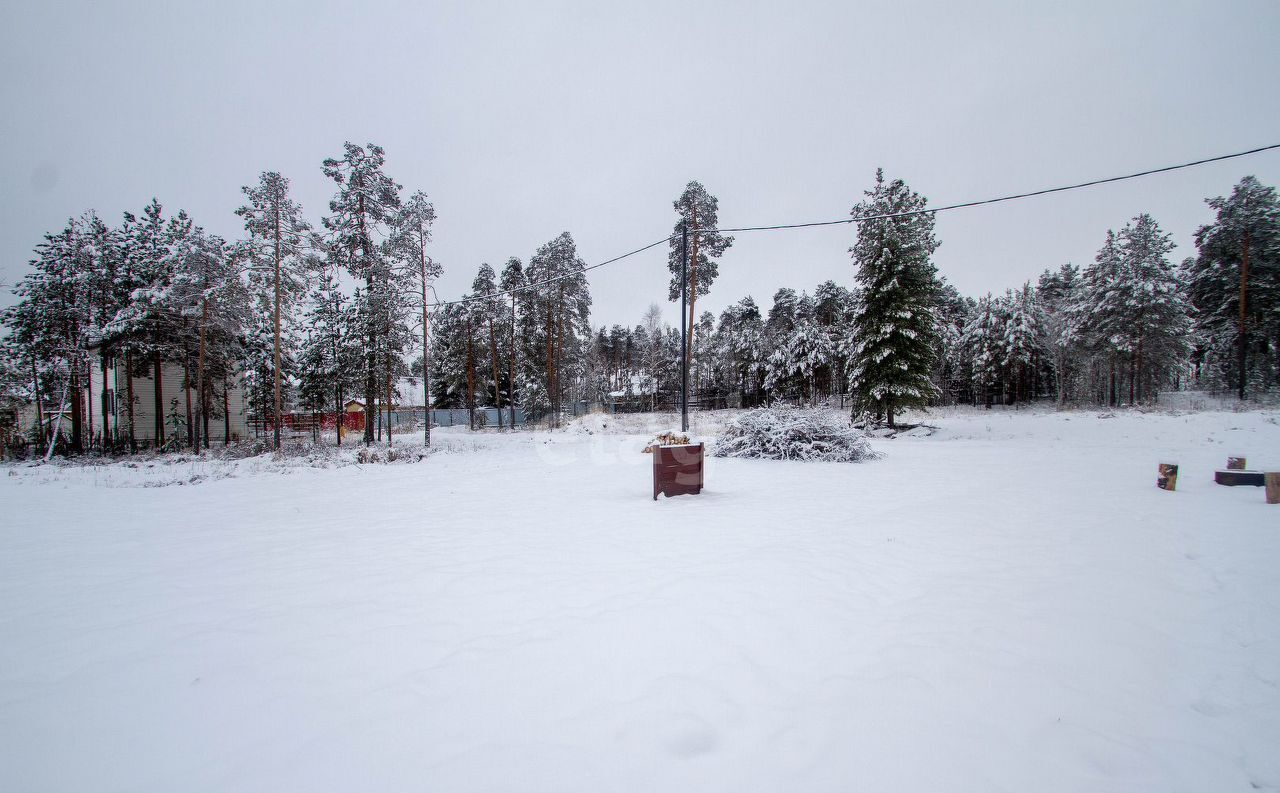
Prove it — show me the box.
[81,345,252,448]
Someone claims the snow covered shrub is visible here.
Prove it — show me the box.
[713,406,879,462]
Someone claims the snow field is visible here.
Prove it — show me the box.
[1,408,1278,792]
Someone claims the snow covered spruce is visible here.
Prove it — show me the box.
[712,405,879,462]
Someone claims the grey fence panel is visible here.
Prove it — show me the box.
[423,407,528,428]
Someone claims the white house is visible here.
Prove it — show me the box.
[81,346,252,447]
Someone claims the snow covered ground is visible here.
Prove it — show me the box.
[2,407,1279,792]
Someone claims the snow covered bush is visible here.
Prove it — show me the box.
[713,406,880,462]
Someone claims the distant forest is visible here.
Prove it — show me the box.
[3,139,1278,452]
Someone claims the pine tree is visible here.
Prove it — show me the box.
[115,200,188,446]
[5,217,96,452]
[387,190,440,443]
[322,142,403,443]
[668,181,733,393]
[163,226,250,448]
[298,267,360,445]
[847,170,942,427]
[524,232,591,428]
[499,258,524,428]
[236,171,314,449]
[1184,176,1280,398]
[471,263,505,428]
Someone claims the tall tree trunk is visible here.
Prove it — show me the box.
[466,315,477,430]
[509,294,517,429]
[125,351,137,453]
[86,357,94,451]
[1136,336,1144,404]
[1056,348,1066,408]
[197,299,208,451]
[420,245,432,447]
[69,361,83,453]
[31,357,44,447]
[1238,229,1250,401]
[153,351,164,446]
[545,301,555,429]
[358,188,376,445]
[101,352,112,451]
[1108,356,1116,407]
[1128,353,1136,406]
[273,201,283,450]
[555,286,566,428]
[489,317,502,428]
[223,376,231,446]
[385,364,393,446]
[333,333,343,448]
[685,203,699,408]
[183,358,194,448]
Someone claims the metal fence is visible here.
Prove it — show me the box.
[251,407,530,439]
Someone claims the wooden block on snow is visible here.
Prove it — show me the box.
[1215,469,1265,487]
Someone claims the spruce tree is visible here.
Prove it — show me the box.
[963,294,1004,407]
[847,170,942,427]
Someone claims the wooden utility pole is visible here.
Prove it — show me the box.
[680,220,689,433]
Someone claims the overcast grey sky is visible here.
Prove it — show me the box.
[3,0,1279,327]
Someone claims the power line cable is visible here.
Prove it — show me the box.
[709,142,1280,234]
[431,236,671,308]
[429,142,1280,307]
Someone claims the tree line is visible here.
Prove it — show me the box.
[3,161,1277,453]
[433,173,1279,428]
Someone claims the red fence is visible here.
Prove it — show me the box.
[254,412,366,436]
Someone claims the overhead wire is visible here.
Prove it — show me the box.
[427,142,1280,308]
